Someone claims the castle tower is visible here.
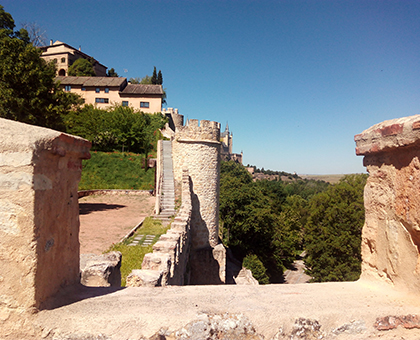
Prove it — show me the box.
[171,119,225,284]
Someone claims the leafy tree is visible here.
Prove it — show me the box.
[242,254,270,284]
[0,6,81,130]
[157,70,163,85]
[129,75,152,84]
[220,161,297,282]
[65,104,167,155]
[151,66,157,84]
[68,58,95,76]
[107,68,119,77]
[303,174,368,282]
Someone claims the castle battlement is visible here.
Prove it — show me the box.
[177,119,221,142]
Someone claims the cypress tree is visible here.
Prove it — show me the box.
[157,70,163,85]
[151,66,157,84]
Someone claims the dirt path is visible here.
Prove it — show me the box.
[283,259,311,284]
[78,192,155,254]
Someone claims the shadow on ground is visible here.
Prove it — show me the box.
[79,203,126,215]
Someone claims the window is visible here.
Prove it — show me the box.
[105,88,109,93]
[65,85,71,91]
[122,101,129,107]
[61,57,65,63]
[81,87,86,91]
[140,102,150,108]
[53,58,57,63]
[95,98,109,104]
[95,88,100,93]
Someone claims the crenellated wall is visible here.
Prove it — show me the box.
[172,119,221,250]
[355,114,420,293]
[0,118,90,330]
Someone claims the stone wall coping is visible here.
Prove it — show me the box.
[176,138,221,145]
[78,189,152,199]
[355,114,420,155]
[0,118,91,156]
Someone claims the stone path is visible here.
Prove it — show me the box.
[127,234,156,247]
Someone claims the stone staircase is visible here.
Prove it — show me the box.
[156,140,176,224]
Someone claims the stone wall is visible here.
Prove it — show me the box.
[171,119,225,284]
[355,114,420,293]
[127,169,192,287]
[0,118,90,323]
[172,119,221,249]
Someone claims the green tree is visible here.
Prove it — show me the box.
[157,70,163,85]
[304,174,368,282]
[220,161,296,282]
[129,76,152,84]
[242,254,270,284]
[68,58,95,76]
[107,68,119,77]
[0,6,81,130]
[151,66,157,84]
[65,104,167,154]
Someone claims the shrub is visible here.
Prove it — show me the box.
[242,254,270,285]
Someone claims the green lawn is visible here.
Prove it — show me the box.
[79,151,155,190]
[105,217,170,286]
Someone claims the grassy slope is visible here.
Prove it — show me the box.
[79,151,155,190]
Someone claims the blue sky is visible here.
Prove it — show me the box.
[3,0,420,174]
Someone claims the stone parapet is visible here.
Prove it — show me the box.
[355,114,420,156]
[126,169,192,287]
[176,119,221,143]
[355,114,420,293]
[0,118,90,331]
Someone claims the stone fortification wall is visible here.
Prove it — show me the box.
[127,170,192,287]
[162,107,184,132]
[172,119,221,250]
[0,118,90,329]
[355,114,420,293]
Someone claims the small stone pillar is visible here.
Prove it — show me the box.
[355,114,420,293]
[0,118,91,323]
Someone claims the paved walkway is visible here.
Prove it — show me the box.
[127,234,156,247]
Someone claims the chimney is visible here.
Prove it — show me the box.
[79,46,81,51]
[50,39,53,46]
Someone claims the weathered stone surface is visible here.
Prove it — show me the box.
[80,252,122,287]
[126,269,162,287]
[290,318,324,340]
[168,313,263,340]
[355,114,420,155]
[0,118,90,334]
[355,114,420,293]
[374,315,420,331]
[234,268,259,285]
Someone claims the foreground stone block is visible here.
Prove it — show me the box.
[126,269,162,287]
[355,114,420,293]
[80,252,122,287]
[0,118,90,320]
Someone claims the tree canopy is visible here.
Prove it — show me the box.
[65,104,167,154]
[107,68,119,77]
[304,174,367,282]
[0,5,81,130]
[68,58,96,76]
[220,160,367,284]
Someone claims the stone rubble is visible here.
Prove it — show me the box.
[80,251,122,287]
